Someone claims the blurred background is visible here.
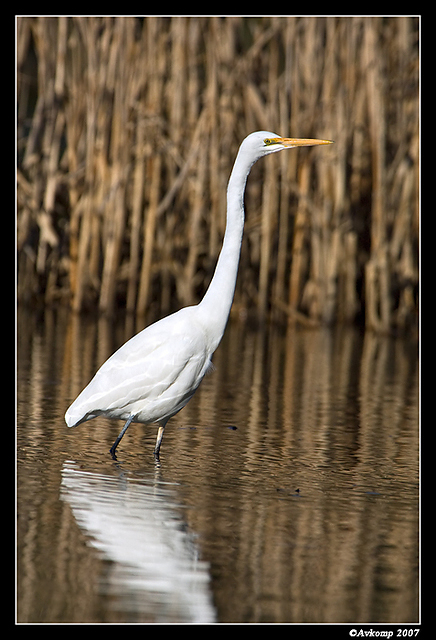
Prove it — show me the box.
[16,17,420,623]
[17,16,419,333]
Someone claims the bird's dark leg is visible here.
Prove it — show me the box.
[110,415,135,459]
[153,424,166,461]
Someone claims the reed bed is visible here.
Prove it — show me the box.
[17,16,419,332]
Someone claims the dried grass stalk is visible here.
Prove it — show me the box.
[17,16,419,333]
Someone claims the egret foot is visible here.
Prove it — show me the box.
[153,424,166,461]
[109,415,135,459]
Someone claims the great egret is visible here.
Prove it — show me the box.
[65,131,332,459]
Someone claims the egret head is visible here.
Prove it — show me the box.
[241,130,333,162]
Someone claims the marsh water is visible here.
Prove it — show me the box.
[17,307,419,624]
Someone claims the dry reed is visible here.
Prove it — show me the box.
[17,16,419,333]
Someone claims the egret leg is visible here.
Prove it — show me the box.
[153,424,166,460]
[110,415,135,458]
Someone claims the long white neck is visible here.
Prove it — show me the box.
[197,146,256,351]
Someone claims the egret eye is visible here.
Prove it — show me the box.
[264,138,274,146]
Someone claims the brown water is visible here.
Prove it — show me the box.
[17,307,419,623]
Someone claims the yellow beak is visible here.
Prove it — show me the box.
[276,137,334,148]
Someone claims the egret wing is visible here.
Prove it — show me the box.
[65,308,211,427]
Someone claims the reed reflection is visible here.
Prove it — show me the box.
[166,322,419,623]
[17,309,418,623]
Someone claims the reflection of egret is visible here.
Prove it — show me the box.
[61,461,215,622]
[65,132,332,459]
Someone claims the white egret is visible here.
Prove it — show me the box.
[65,131,332,459]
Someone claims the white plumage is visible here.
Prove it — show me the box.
[65,131,332,459]
[65,307,212,429]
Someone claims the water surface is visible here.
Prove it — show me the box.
[17,308,419,623]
